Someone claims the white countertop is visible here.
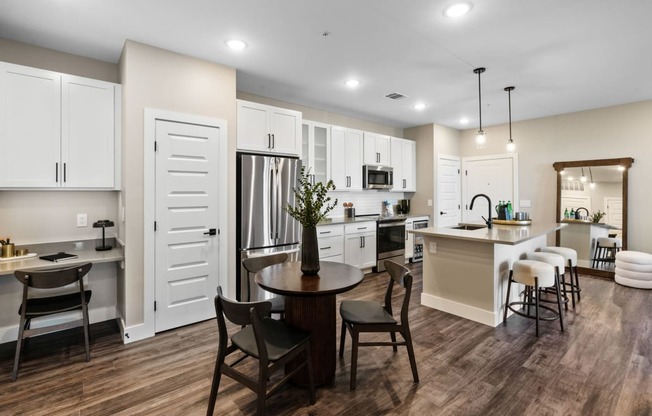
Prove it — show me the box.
[410,222,566,246]
[561,219,617,229]
[0,239,123,276]
[319,213,429,226]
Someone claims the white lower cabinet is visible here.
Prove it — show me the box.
[317,224,344,261]
[344,221,376,269]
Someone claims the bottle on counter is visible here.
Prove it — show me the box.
[507,201,513,220]
[570,208,575,219]
[564,207,569,219]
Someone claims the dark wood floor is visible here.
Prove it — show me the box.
[1,263,651,415]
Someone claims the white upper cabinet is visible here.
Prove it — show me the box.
[390,137,416,192]
[331,126,362,191]
[363,132,390,165]
[0,62,120,189]
[0,64,61,187]
[237,100,302,156]
[301,120,330,184]
[62,75,117,188]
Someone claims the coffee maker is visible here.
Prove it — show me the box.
[397,199,410,215]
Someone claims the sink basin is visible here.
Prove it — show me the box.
[450,224,487,231]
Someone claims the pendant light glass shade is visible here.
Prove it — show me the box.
[474,67,486,148]
[505,86,515,152]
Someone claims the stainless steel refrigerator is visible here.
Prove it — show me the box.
[237,153,301,300]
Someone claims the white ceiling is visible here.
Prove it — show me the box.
[1,0,651,129]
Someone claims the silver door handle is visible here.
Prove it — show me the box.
[267,133,272,149]
[272,134,275,149]
[320,246,331,250]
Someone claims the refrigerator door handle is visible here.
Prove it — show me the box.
[269,161,276,242]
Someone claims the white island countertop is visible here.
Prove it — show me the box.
[411,222,567,245]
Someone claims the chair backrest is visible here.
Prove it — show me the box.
[215,286,272,361]
[242,253,289,301]
[383,260,413,324]
[14,263,93,289]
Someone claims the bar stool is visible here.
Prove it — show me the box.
[540,247,580,308]
[503,260,564,337]
[592,237,622,268]
[527,251,569,311]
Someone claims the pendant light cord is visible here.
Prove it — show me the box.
[474,68,486,132]
[508,88,512,140]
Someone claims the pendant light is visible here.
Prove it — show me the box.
[505,86,516,152]
[589,167,596,189]
[580,167,587,183]
[473,67,486,148]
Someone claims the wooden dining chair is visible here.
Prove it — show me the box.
[242,253,288,317]
[338,260,419,390]
[207,286,316,415]
[12,263,93,381]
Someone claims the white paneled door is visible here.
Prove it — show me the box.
[437,156,461,227]
[155,120,221,332]
[463,155,517,223]
[605,197,623,229]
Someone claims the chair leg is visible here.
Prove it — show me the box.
[82,303,91,362]
[350,330,359,390]
[503,271,513,325]
[403,328,419,383]
[390,332,398,352]
[534,278,540,337]
[339,321,346,358]
[11,317,27,382]
[305,341,316,405]
[206,359,223,416]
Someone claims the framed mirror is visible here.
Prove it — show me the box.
[553,157,634,278]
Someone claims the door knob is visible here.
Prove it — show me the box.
[204,228,217,236]
[440,211,445,215]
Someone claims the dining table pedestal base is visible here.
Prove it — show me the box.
[285,294,336,386]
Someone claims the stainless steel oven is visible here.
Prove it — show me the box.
[376,217,405,272]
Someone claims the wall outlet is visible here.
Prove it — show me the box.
[429,242,437,253]
[77,213,88,228]
[427,199,433,207]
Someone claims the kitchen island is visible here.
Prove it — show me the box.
[411,222,566,327]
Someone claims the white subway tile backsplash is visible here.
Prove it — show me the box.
[328,191,406,217]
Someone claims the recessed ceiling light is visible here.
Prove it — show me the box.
[459,118,470,124]
[413,103,426,111]
[226,39,247,51]
[443,2,473,18]
[345,79,360,88]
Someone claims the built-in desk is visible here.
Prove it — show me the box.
[0,239,123,343]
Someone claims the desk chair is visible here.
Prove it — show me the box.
[338,260,419,390]
[12,263,93,381]
[242,253,288,318]
[207,287,315,415]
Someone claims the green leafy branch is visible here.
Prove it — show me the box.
[286,166,338,228]
[590,210,606,223]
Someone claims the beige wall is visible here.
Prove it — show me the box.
[459,100,652,253]
[237,92,404,137]
[0,37,118,82]
[119,40,237,327]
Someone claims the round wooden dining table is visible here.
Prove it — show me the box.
[255,261,364,385]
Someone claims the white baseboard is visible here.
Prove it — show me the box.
[120,322,154,344]
[421,292,500,327]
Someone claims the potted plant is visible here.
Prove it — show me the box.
[590,210,606,223]
[286,167,338,274]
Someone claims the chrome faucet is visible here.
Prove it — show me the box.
[470,193,492,229]
[575,207,589,220]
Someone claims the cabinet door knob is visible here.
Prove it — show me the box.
[440,211,445,215]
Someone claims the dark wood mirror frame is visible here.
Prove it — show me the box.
[553,157,634,278]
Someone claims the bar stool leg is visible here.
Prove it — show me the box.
[503,270,513,325]
[557,267,568,311]
[534,277,540,337]
[574,264,581,301]
[555,272,564,332]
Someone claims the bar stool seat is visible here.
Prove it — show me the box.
[503,260,564,337]
[540,246,581,307]
[527,251,569,311]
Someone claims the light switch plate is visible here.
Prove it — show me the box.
[77,213,88,228]
[427,199,433,207]
[429,242,437,253]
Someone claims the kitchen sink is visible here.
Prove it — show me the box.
[450,224,487,230]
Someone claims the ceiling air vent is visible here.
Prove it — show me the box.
[562,181,585,191]
[385,92,407,100]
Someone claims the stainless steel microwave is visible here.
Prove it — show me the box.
[363,165,393,190]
